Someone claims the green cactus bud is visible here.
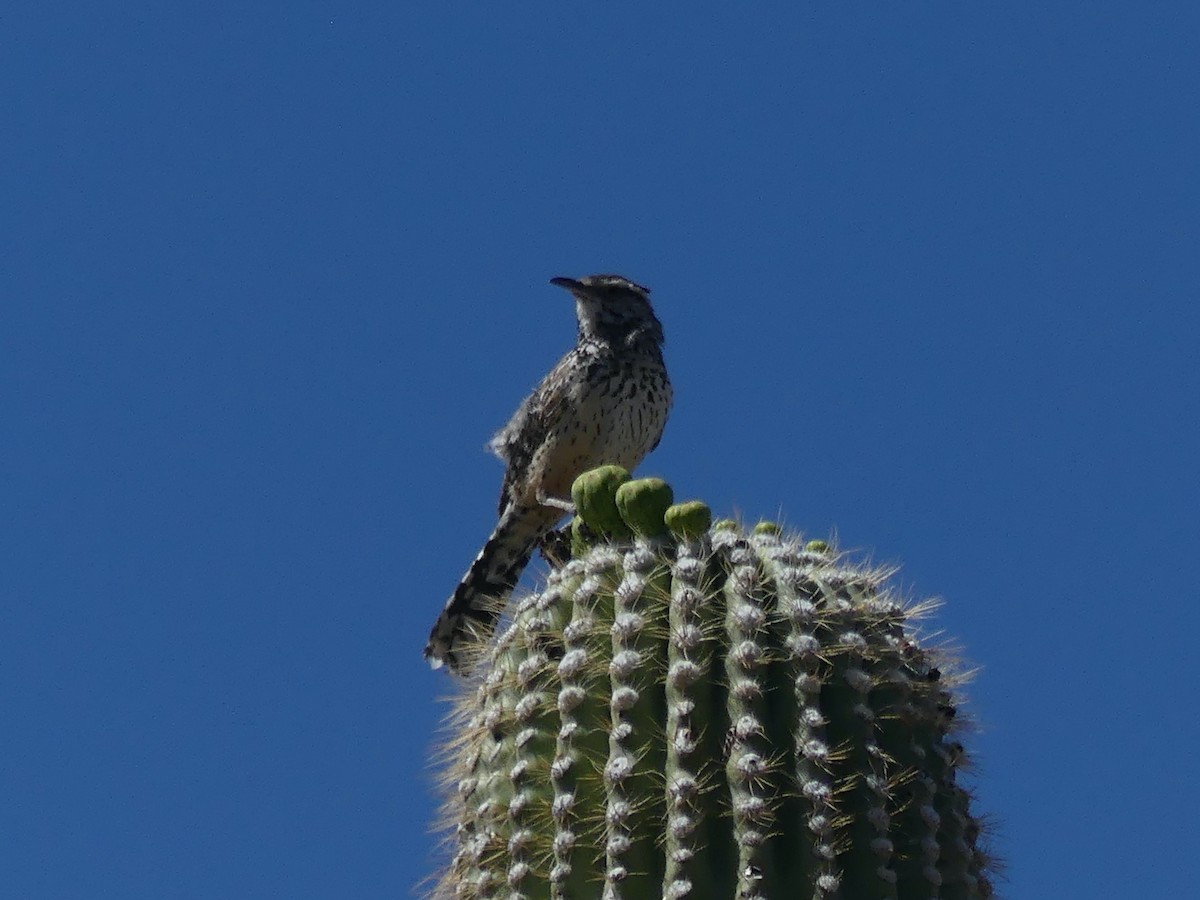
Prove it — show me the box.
[615,477,674,537]
[569,516,594,558]
[432,471,993,899]
[571,465,632,538]
[664,500,713,540]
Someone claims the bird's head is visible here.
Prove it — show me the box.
[550,274,664,348]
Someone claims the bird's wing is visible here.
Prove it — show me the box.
[490,349,581,516]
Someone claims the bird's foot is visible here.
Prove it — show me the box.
[536,490,576,513]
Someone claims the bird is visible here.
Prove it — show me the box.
[424,274,672,673]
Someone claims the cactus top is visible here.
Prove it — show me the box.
[430,466,994,899]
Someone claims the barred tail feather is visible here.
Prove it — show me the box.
[423,505,556,673]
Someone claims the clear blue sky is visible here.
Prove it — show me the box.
[4,3,1197,897]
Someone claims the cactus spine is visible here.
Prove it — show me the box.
[434,466,993,899]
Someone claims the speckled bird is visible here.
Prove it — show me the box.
[424,275,672,672]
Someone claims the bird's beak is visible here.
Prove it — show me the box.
[550,276,584,293]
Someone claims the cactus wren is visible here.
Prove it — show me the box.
[423,274,672,672]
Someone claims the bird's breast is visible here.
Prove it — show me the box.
[522,352,670,507]
[579,357,671,465]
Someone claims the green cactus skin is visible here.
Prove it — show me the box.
[434,471,993,900]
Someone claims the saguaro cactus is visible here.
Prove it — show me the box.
[432,466,993,899]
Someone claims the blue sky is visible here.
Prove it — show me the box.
[3,3,1198,897]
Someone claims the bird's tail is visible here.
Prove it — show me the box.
[424,504,560,673]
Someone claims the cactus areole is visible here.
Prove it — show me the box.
[432,466,993,899]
